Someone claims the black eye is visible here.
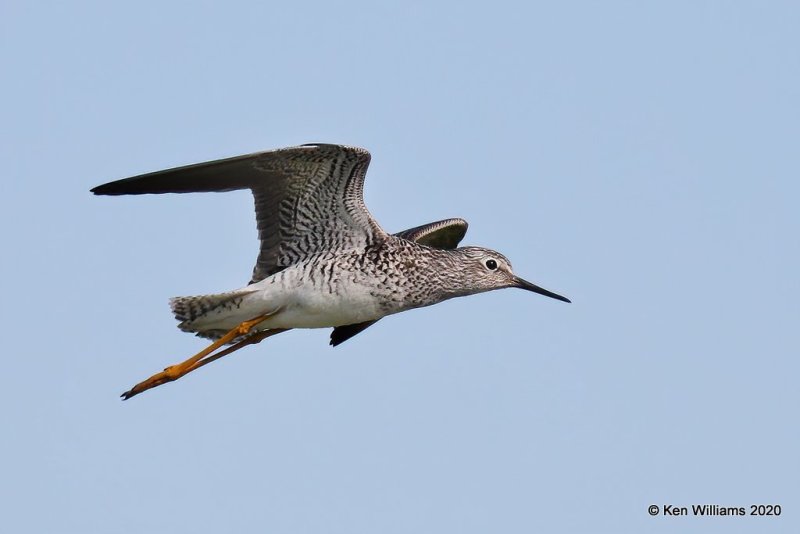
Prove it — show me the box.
[485,259,498,270]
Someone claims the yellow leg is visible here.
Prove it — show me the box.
[121,314,277,400]
[182,328,289,374]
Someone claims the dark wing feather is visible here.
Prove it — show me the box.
[329,320,378,347]
[329,218,469,346]
[393,218,468,249]
[90,151,261,195]
[92,144,385,282]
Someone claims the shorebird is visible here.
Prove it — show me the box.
[92,144,570,399]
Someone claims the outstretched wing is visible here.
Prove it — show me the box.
[329,218,469,346]
[91,144,386,282]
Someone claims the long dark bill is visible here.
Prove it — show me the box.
[513,276,571,303]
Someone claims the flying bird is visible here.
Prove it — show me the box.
[92,144,570,399]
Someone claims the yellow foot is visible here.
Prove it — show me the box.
[121,364,184,400]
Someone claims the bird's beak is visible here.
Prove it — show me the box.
[513,276,571,303]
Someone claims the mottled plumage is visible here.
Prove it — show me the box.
[92,144,569,399]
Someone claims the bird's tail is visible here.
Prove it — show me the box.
[169,290,257,339]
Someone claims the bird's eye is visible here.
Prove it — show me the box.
[485,259,498,270]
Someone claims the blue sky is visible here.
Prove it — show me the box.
[1,1,798,532]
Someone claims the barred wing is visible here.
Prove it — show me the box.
[91,144,386,281]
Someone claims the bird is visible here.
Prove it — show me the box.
[91,144,570,399]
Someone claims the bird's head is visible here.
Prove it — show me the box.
[449,246,571,303]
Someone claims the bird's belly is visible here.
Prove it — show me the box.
[270,286,383,328]
[239,272,386,329]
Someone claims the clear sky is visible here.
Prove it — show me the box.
[1,1,797,533]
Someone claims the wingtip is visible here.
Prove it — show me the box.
[90,183,115,196]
